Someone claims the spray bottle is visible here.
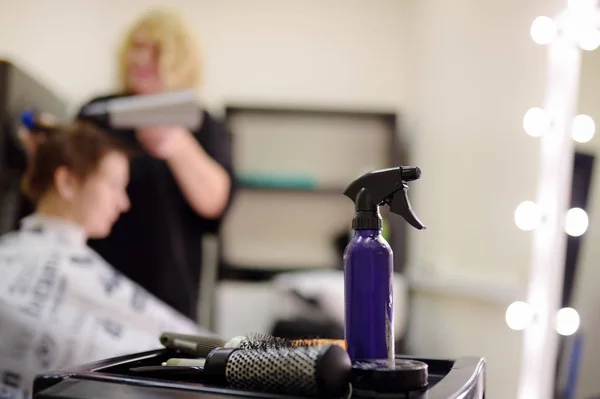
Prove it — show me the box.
[343,166,425,367]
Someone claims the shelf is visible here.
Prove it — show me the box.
[221,103,403,279]
[220,191,352,270]
[227,109,395,191]
[225,104,397,122]
[237,184,344,195]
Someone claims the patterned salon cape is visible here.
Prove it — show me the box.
[0,214,208,399]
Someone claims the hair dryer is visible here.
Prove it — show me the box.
[79,89,203,130]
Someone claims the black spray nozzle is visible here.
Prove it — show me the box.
[343,166,425,230]
[401,166,421,182]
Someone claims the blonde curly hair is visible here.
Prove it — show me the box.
[118,9,202,92]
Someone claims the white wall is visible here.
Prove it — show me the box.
[0,1,572,398]
[404,0,563,398]
[405,0,565,286]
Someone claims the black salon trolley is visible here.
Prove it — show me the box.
[33,349,486,399]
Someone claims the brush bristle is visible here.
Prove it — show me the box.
[238,334,346,350]
[292,338,347,350]
[239,333,294,350]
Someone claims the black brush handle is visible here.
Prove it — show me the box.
[160,332,227,357]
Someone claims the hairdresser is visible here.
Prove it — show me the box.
[75,10,235,321]
[0,122,206,398]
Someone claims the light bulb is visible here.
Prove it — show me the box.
[566,207,589,237]
[572,114,595,143]
[580,30,600,51]
[515,201,541,231]
[530,16,557,44]
[506,301,534,330]
[556,307,580,336]
[523,107,550,137]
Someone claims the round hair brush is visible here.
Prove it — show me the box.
[204,344,351,397]
[135,344,352,397]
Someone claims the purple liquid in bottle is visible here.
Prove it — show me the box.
[344,229,394,366]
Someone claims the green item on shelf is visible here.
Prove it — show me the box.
[237,172,318,190]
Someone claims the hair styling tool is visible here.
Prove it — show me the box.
[132,344,351,397]
[343,166,424,366]
[204,344,351,397]
[78,89,203,130]
[160,332,226,356]
[162,358,206,367]
[160,331,346,358]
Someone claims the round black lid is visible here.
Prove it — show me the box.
[351,359,428,397]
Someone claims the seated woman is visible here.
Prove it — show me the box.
[0,122,208,398]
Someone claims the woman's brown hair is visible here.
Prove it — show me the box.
[21,122,129,203]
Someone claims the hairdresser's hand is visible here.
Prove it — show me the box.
[136,126,191,160]
[17,126,45,157]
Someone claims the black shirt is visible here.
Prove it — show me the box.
[77,93,234,320]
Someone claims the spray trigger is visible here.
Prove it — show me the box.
[388,184,425,230]
[344,166,425,231]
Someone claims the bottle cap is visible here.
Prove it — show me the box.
[350,359,428,397]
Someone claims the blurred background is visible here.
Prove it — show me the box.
[2,0,600,397]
